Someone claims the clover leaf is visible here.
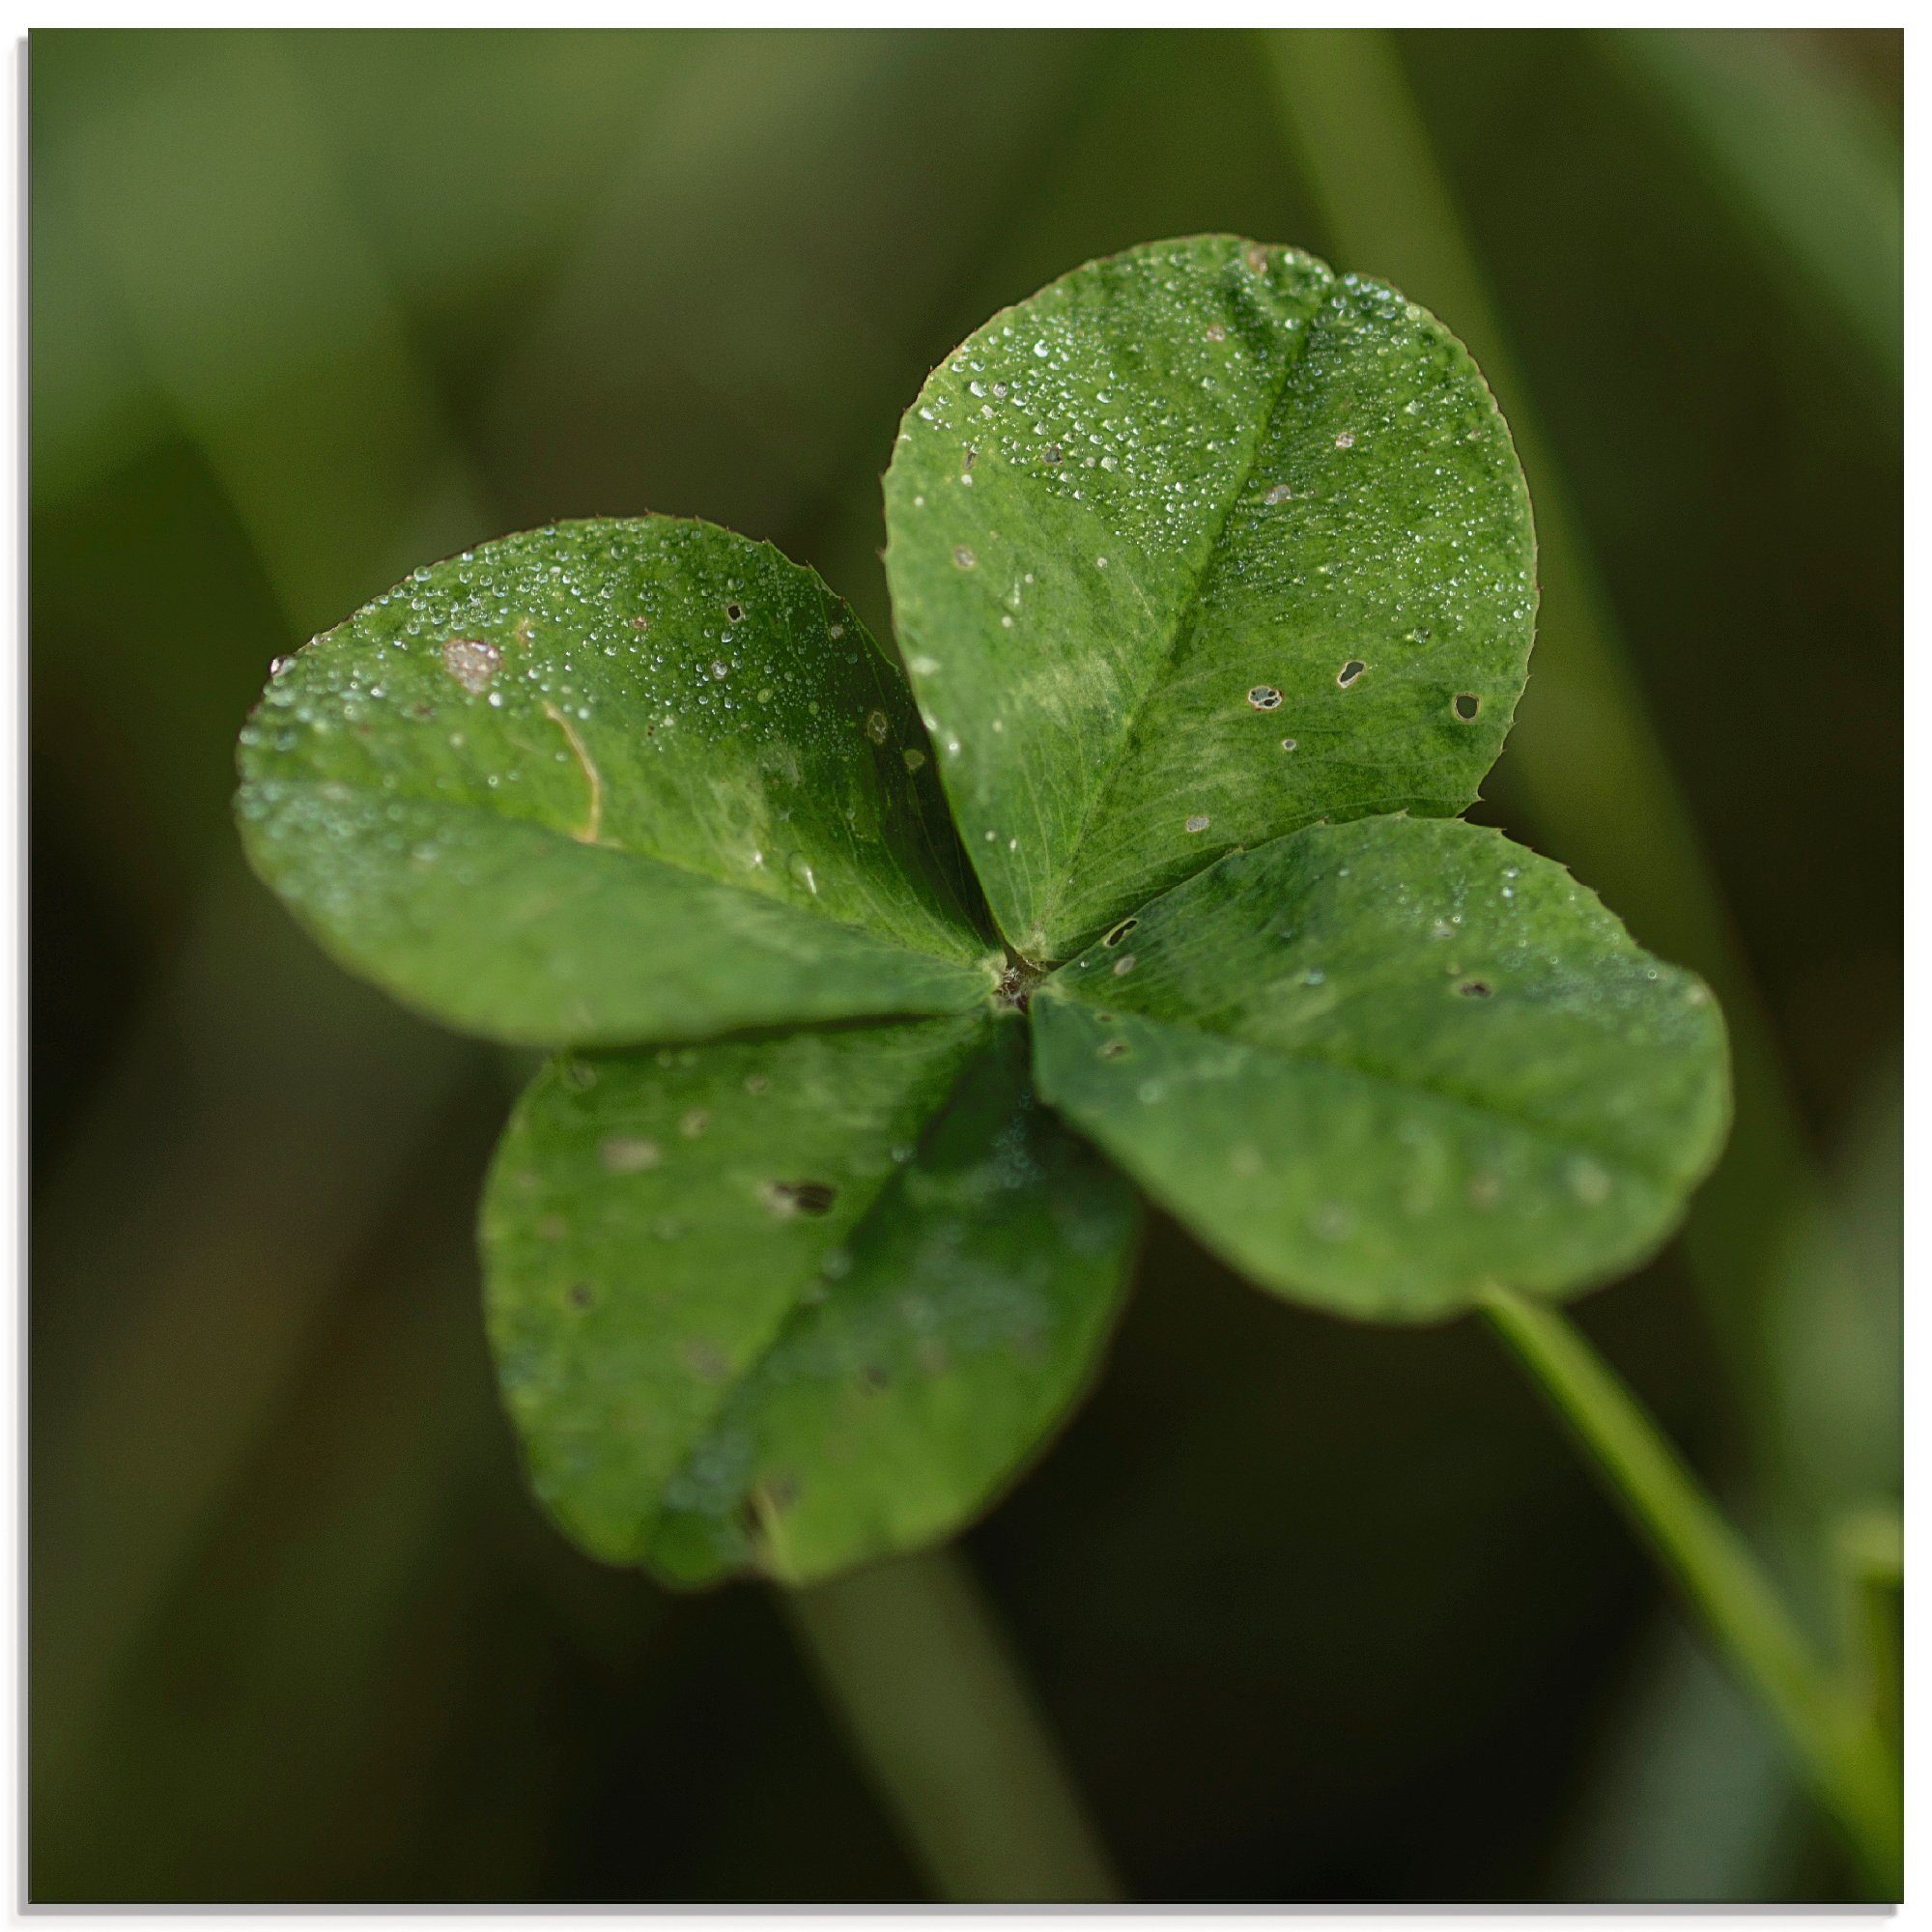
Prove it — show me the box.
[883,234,1535,960]
[1033,814,1729,1321]
[234,237,1721,1589]
[238,518,999,1046]
[484,1014,1137,1585]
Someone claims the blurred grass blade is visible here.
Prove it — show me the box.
[40,31,490,623]
[33,30,499,1823]
[1556,1621,1804,1901]
[31,855,478,1813]
[1261,28,1820,1420]
[784,1547,1123,1902]
[1603,30,1900,393]
[1834,1508,1902,1746]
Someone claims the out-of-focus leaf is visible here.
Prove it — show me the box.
[237,519,998,1046]
[1034,815,1728,1320]
[883,235,1535,960]
[483,1015,1138,1584]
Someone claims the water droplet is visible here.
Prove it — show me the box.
[953,546,978,570]
[1264,483,1293,505]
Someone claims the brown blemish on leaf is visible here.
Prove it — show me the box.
[441,638,500,693]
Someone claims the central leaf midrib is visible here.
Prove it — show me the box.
[1032,277,1327,952]
[251,771,991,975]
[1063,996,1678,1189]
[642,1016,1000,1566]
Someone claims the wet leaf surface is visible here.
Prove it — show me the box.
[1033,815,1729,1321]
[484,1015,1139,1583]
[237,518,997,1045]
[884,235,1536,961]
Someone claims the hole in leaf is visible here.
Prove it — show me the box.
[1337,660,1367,688]
[1247,685,1283,711]
[953,545,978,569]
[762,1179,839,1218]
[1459,980,1492,999]
[1100,1039,1130,1061]
[725,603,744,621]
[1454,693,1481,721]
[1102,917,1138,947]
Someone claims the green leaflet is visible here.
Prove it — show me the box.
[884,235,1536,962]
[483,1014,1139,1584]
[237,518,999,1046]
[1033,815,1730,1321]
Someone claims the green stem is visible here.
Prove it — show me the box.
[781,1545,1122,1902]
[1482,1287,1901,1895]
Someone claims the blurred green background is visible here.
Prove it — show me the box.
[30,27,1900,1904]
